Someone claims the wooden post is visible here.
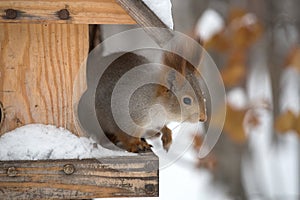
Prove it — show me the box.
[0,23,88,135]
[0,1,158,199]
[0,0,135,135]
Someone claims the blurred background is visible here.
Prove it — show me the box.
[98,0,300,199]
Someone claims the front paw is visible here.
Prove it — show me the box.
[125,138,152,153]
[161,126,172,152]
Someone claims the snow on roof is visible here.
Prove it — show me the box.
[142,0,173,29]
[0,124,134,161]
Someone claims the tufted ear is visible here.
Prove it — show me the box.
[163,50,204,85]
[162,36,204,78]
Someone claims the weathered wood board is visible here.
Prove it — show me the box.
[0,153,159,199]
[0,23,88,135]
[0,0,135,24]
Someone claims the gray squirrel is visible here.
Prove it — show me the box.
[95,48,206,153]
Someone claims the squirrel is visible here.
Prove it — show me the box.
[95,46,206,153]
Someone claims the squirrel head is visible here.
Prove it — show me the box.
[157,47,207,123]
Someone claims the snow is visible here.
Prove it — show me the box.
[142,0,174,29]
[0,124,134,161]
[227,88,248,109]
[195,9,224,41]
[241,13,258,26]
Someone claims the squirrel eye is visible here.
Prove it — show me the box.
[183,97,192,105]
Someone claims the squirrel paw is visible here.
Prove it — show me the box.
[161,126,173,152]
[124,137,152,153]
[105,132,152,153]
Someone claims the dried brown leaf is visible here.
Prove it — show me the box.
[204,31,229,52]
[206,8,263,52]
[246,111,261,128]
[196,154,217,171]
[224,104,248,144]
[227,8,247,23]
[275,110,300,136]
[193,134,204,151]
[295,115,300,137]
[221,52,247,87]
[231,23,263,50]
[285,46,300,71]
[224,104,260,144]
[221,63,246,87]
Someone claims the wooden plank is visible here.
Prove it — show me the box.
[0,101,3,129]
[0,0,135,24]
[116,0,174,47]
[0,23,88,135]
[0,153,159,199]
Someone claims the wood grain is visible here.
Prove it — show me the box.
[0,153,159,199]
[0,0,135,24]
[0,23,89,135]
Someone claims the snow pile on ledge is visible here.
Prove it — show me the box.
[142,0,173,29]
[195,9,224,41]
[0,124,134,161]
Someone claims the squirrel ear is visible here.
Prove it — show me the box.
[156,85,171,97]
[163,50,200,77]
[162,34,205,80]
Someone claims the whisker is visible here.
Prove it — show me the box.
[169,117,191,132]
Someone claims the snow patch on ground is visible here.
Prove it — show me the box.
[142,0,173,29]
[195,9,224,41]
[0,124,134,161]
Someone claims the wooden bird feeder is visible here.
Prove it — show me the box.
[0,0,166,198]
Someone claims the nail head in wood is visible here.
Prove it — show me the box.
[5,9,17,19]
[63,164,75,175]
[145,184,155,195]
[7,167,17,177]
[145,161,156,171]
[58,9,70,20]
